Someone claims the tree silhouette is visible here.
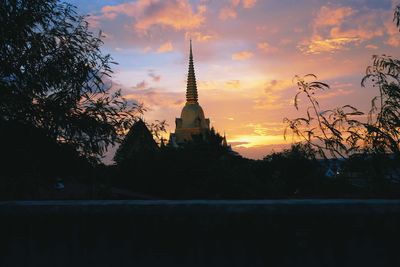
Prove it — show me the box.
[284,5,400,159]
[263,143,324,196]
[395,4,400,29]
[361,55,400,156]
[0,0,141,160]
[284,74,364,159]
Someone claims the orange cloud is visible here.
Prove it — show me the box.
[231,0,257,9]
[219,0,256,21]
[263,80,293,93]
[232,51,254,60]
[124,89,184,110]
[157,42,173,53]
[365,44,379,50]
[102,1,154,18]
[242,0,257,9]
[257,42,278,53]
[330,26,384,41]
[102,0,206,31]
[225,80,241,89]
[299,37,360,54]
[197,80,219,91]
[185,31,217,42]
[302,5,385,54]
[314,6,354,29]
[142,46,152,53]
[253,96,285,110]
[253,79,294,110]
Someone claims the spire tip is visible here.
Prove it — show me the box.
[186,39,198,103]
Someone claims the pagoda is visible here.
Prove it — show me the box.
[169,40,210,145]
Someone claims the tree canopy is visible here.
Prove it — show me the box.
[0,0,141,160]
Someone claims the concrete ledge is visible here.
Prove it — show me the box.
[1,200,400,267]
[1,199,400,214]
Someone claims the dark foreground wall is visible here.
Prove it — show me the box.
[1,200,400,267]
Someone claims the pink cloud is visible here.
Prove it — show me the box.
[314,6,354,29]
[102,0,151,18]
[185,31,217,42]
[218,0,257,21]
[257,42,278,53]
[124,89,184,109]
[242,0,257,9]
[365,44,379,50]
[264,80,292,92]
[301,5,386,54]
[101,0,206,31]
[231,0,257,9]
[232,50,254,60]
[330,27,383,41]
[219,7,237,20]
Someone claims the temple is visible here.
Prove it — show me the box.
[169,40,210,145]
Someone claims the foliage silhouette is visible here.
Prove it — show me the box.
[284,75,364,159]
[284,5,400,160]
[264,143,324,196]
[0,120,92,200]
[361,55,400,156]
[284,60,400,159]
[395,4,400,29]
[0,0,141,160]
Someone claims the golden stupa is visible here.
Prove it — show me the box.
[169,40,210,145]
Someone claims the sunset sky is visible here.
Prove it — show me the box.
[66,0,400,161]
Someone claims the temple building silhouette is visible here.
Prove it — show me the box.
[169,40,211,146]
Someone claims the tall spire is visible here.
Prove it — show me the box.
[186,39,198,103]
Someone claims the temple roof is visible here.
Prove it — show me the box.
[114,119,158,164]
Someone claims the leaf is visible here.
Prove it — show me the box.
[294,91,301,110]
[304,74,317,79]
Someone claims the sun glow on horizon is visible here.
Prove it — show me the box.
[229,134,287,148]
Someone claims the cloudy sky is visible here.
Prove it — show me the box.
[66,0,400,160]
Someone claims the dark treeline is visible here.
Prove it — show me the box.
[1,1,399,200]
[2,119,399,200]
[100,137,399,200]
